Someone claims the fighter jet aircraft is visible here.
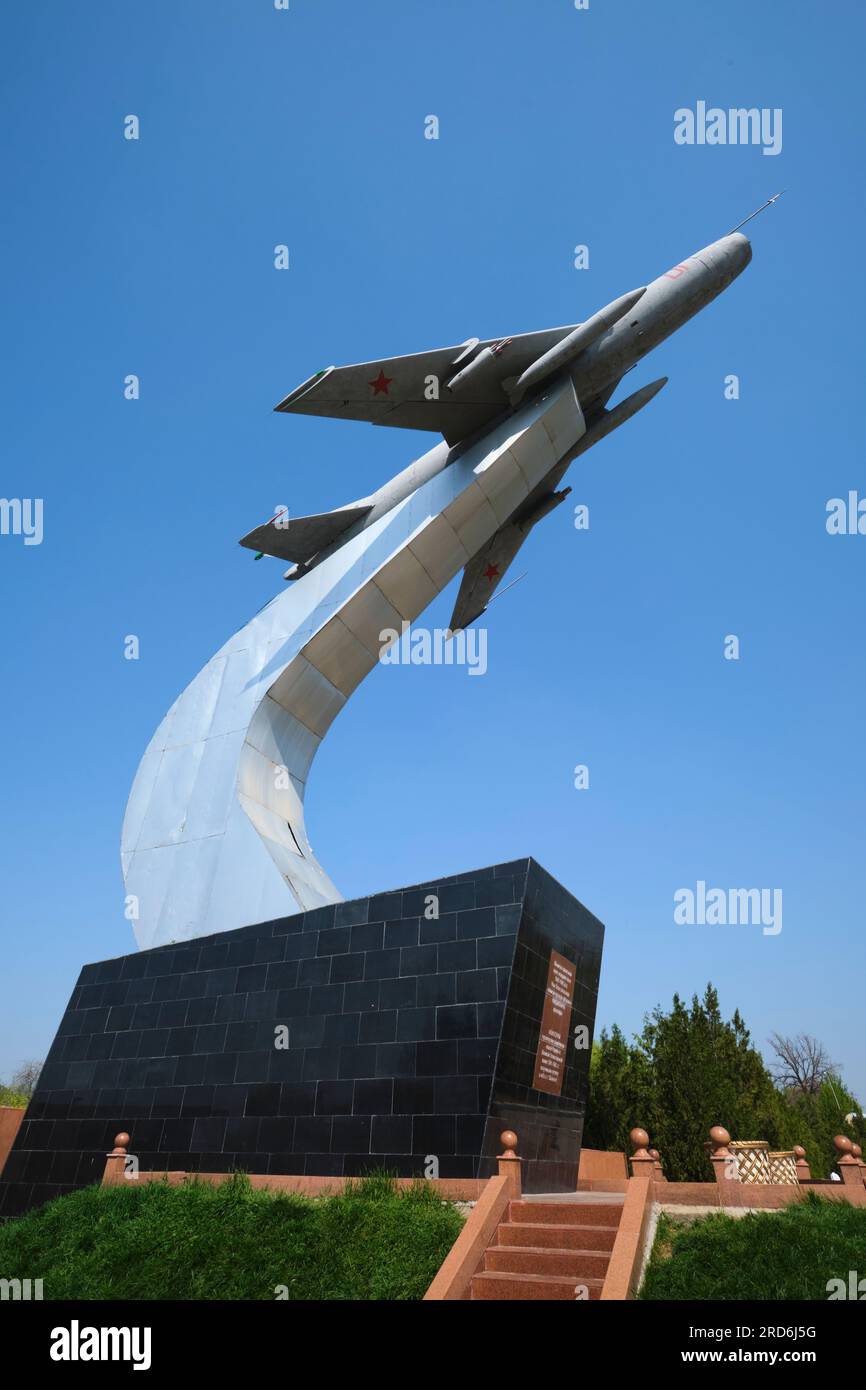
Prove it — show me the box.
[241,214,766,631]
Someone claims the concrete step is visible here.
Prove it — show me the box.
[509,1199,623,1227]
[471,1270,603,1301]
[498,1220,619,1251]
[485,1245,611,1280]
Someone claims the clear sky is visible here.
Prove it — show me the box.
[2,1,864,1102]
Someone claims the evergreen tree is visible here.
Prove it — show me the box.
[583,984,863,1182]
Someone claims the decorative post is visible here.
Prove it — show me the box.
[852,1143,865,1174]
[497,1130,522,1198]
[103,1132,130,1186]
[793,1144,811,1181]
[649,1147,664,1180]
[629,1128,655,1180]
[709,1126,737,1187]
[833,1135,861,1189]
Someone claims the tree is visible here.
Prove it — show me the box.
[786,1075,865,1180]
[582,1026,651,1154]
[583,986,825,1181]
[0,1084,29,1107]
[637,986,787,1181]
[768,1033,836,1098]
[10,1060,43,1099]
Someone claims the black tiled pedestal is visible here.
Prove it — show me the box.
[0,859,603,1217]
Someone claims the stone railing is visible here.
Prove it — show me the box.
[624,1125,866,1198]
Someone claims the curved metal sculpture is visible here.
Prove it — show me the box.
[122,381,586,948]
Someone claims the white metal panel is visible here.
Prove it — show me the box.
[370,545,439,621]
[339,583,404,657]
[267,654,346,738]
[244,694,320,779]
[302,617,378,697]
[407,513,468,590]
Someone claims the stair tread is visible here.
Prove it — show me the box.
[473,1271,603,1287]
[500,1220,619,1233]
[490,1244,611,1257]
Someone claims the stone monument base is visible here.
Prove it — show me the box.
[0,859,603,1217]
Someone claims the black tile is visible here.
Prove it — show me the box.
[419,913,457,945]
[245,1084,281,1117]
[190,1118,227,1152]
[384,918,419,949]
[379,977,416,1010]
[224,1118,261,1154]
[338,1045,378,1080]
[279,1083,316,1116]
[308,983,344,1016]
[456,969,498,1004]
[316,1080,354,1115]
[358,1011,397,1045]
[371,1116,412,1153]
[235,1051,273,1084]
[331,1115,370,1152]
[416,973,456,1008]
[323,1013,360,1045]
[400,944,437,977]
[294,1117,332,1153]
[413,1116,456,1155]
[353,1079,393,1113]
[297,957,331,986]
[364,949,400,981]
[396,1007,436,1043]
[330,953,364,984]
[436,1005,477,1040]
[438,940,476,973]
[375,1043,416,1078]
[344,982,379,1013]
[316,926,351,956]
[417,1041,457,1076]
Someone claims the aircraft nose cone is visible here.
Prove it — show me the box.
[694,232,752,281]
[721,231,753,272]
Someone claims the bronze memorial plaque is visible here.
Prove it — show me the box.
[531,949,576,1095]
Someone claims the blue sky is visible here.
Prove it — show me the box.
[2,0,864,1102]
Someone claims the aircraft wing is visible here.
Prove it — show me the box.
[239,504,372,564]
[275,324,580,447]
[448,521,531,632]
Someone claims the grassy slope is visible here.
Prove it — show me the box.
[641,1192,866,1301]
[0,1173,464,1300]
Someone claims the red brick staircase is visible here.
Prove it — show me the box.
[469,1195,624,1300]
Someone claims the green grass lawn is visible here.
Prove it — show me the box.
[0,1172,464,1300]
[640,1192,866,1301]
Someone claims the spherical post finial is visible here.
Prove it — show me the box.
[111,1132,130,1155]
[497,1131,521,1198]
[709,1125,731,1154]
[834,1134,855,1160]
[629,1127,650,1157]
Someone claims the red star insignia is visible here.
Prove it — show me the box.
[369,368,393,396]
[483,563,500,581]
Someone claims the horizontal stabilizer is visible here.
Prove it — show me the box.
[239,504,372,565]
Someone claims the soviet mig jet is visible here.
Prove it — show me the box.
[241,219,761,631]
